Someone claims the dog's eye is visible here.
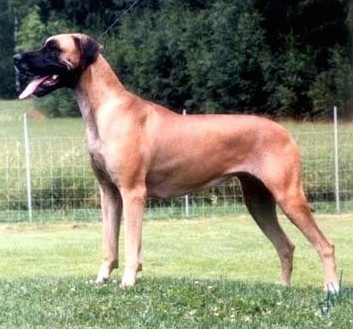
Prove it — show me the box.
[44,40,60,53]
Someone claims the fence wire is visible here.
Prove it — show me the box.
[0,128,353,222]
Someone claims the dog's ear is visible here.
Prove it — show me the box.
[73,35,102,70]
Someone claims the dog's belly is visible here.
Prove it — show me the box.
[145,165,238,199]
[145,141,256,198]
[146,178,229,199]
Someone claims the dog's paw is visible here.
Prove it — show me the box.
[95,276,109,284]
[95,268,110,284]
[325,281,340,294]
[120,269,137,288]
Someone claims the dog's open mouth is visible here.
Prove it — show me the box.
[19,75,60,99]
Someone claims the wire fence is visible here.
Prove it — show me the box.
[1,121,353,222]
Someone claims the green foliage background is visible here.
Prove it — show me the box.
[4,0,353,118]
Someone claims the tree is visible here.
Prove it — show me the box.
[108,1,267,114]
[254,0,351,118]
[0,0,16,98]
[12,0,353,118]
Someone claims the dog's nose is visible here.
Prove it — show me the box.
[13,53,23,65]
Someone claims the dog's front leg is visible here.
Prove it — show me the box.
[120,186,145,287]
[96,183,123,283]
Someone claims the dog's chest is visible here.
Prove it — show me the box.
[88,140,112,182]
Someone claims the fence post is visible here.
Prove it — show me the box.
[182,108,190,217]
[24,113,33,222]
[333,106,340,213]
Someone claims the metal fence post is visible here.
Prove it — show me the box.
[24,113,33,222]
[333,106,340,213]
[183,108,190,217]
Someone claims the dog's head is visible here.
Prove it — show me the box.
[13,33,101,99]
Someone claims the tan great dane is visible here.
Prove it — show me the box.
[14,33,339,291]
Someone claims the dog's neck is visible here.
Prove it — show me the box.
[74,54,125,110]
[74,54,126,140]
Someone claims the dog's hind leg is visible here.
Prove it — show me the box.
[237,173,295,286]
[257,156,339,292]
[273,187,338,292]
[96,183,123,283]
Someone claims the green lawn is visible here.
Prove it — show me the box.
[0,100,353,327]
[0,99,84,138]
[0,215,352,328]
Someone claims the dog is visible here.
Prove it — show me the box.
[14,33,339,291]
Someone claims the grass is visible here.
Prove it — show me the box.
[0,215,352,328]
[0,99,84,138]
[2,277,353,329]
[0,100,352,326]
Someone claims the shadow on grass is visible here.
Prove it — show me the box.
[1,276,352,328]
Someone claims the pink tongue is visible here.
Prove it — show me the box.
[19,76,49,99]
